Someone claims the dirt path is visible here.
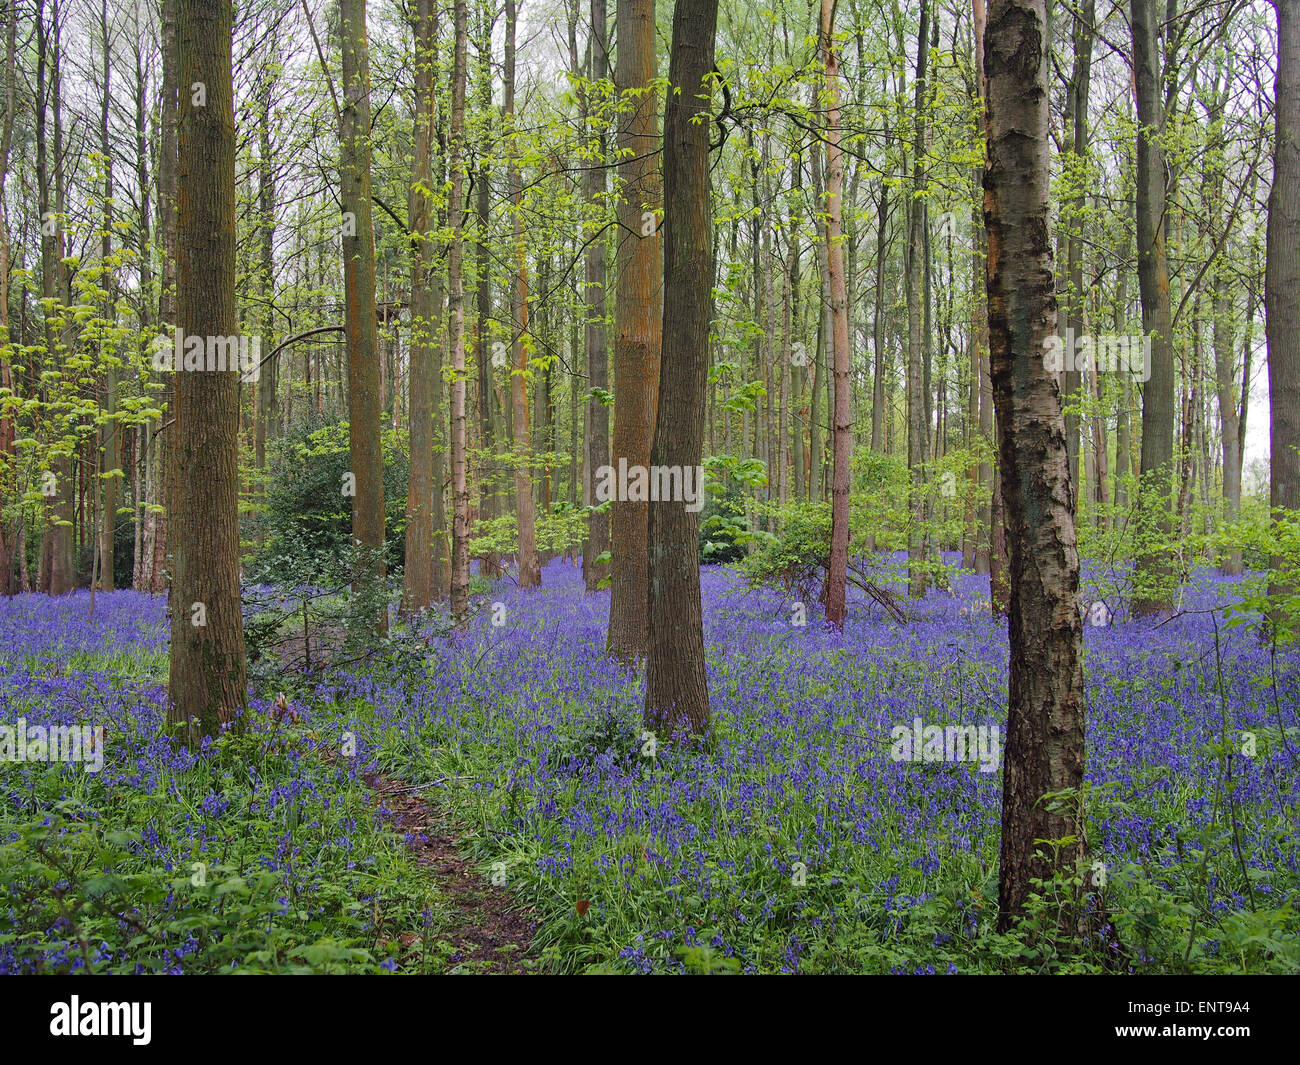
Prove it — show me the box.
[366,774,537,974]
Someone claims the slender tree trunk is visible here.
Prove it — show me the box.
[607,0,662,658]
[533,255,553,519]
[1092,353,1109,524]
[870,183,887,460]
[504,0,541,588]
[0,0,14,596]
[475,11,501,581]
[1214,298,1242,573]
[973,0,994,577]
[1239,265,1257,497]
[777,213,791,509]
[403,0,444,613]
[645,0,718,737]
[962,167,981,570]
[149,0,178,595]
[1204,53,1242,573]
[1132,0,1176,615]
[790,152,807,501]
[1060,2,1095,512]
[581,0,610,592]
[448,0,471,616]
[254,65,278,489]
[96,0,117,592]
[130,4,152,591]
[1113,197,1134,511]
[821,0,851,627]
[167,0,248,742]
[37,1,74,596]
[53,0,75,595]
[906,0,930,599]
[984,0,1086,927]
[810,144,827,504]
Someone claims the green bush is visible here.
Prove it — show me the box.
[700,454,763,563]
[741,501,831,596]
[248,414,410,585]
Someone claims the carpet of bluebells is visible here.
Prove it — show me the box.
[0,593,438,974]
[2,558,1298,973]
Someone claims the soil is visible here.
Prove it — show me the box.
[365,773,537,974]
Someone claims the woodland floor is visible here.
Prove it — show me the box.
[366,773,537,974]
[2,560,1297,974]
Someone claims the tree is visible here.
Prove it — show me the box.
[983,0,1086,926]
[1268,0,1299,597]
[95,0,118,594]
[0,0,16,596]
[966,0,994,577]
[1059,0,1096,512]
[339,0,387,631]
[1131,0,1176,615]
[644,0,718,737]
[905,0,931,600]
[167,0,248,741]
[254,39,279,506]
[820,0,850,627]
[607,0,661,658]
[35,0,74,596]
[582,0,611,594]
[448,0,471,617]
[146,0,179,596]
[1205,43,1245,576]
[403,0,448,613]
[474,6,502,582]
[505,0,541,588]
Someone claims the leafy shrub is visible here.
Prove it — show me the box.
[1224,505,1300,645]
[700,454,762,562]
[741,501,831,598]
[248,413,409,585]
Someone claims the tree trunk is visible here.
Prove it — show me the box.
[973,0,994,577]
[339,0,387,632]
[150,0,178,596]
[0,0,14,596]
[1207,50,1241,574]
[505,0,541,588]
[1060,1,1095,513]
[607,0,662,658]
[447,0,471,617]
[810,144,827,503]
[1269,0,1300,596]
[645,0,718,737]
[167,0,248,742]
[96,0,117,592]
[821,0,851,627]
[790,152,807,501]
[581,0,610,593]
[1113,195,1134,512]
[254,65,278,489]
[130,2,152,591]
[403,0,446,613]
[906,0,930,599]
[984,0,1086,927]
[1131,0,1176,615]
[474,11,501,581]
[36,1,74,596]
